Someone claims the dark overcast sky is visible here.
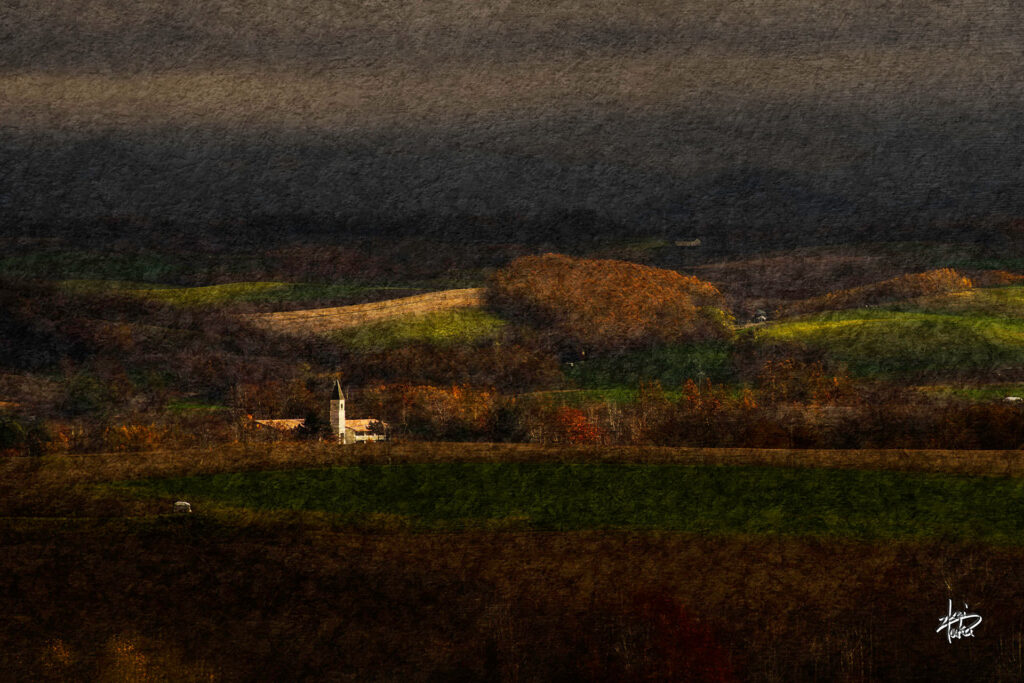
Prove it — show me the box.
[2,0,1022,235]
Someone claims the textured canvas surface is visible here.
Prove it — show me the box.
[2,1,1024,680]
[3,1,1022,236]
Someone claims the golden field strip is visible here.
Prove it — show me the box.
[240,287,485,333]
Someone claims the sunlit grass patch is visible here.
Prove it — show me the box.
[917,383,1024,402]
[133,282,293,305]
[751,302,1024,377]
[330,308,507,350]
[164,400,228,414]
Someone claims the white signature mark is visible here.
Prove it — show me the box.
[937,599,982,643]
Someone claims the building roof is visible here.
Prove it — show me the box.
[345,418,387,433]
[252,418,306,431]
[331,380,343,400]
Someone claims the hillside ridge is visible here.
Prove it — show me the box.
[242,287,485,334]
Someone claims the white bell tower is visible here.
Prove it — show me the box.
[330,380,345,443]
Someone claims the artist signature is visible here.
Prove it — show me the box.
[936,599,982,643]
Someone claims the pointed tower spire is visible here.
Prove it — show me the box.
[330,379,346,443]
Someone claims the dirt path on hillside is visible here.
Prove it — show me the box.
[241,287,485,334]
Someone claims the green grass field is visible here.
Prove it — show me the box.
[59,279,414,307]
[120,463,1024,542]
[526,387,659,406]
[750,286,1024,377]
[164,399,228,414]
[329,308,506,350]
[564,341,736,390]
[919,384,1024,401]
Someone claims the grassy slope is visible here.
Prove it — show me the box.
[329,308,506,350]
[121,462,1024,542]
[527,342,736,406]
[563,341,736,389]
[243,288,486,334]
[748,286,1024,377]
[558,286,1024,392]
[921,383,1024,401]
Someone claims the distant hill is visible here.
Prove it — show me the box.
[243,288,486,335]
[749,284,1024,379]
[781,269,974,317]
[488,253,732,355]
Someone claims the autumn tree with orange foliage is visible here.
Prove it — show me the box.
[487,254,733,356]
[673,378,737,445]
[552,407,606,445]
[755,358,854,405]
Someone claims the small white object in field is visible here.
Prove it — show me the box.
[1004,396,1023,403]
[173,501,192,513]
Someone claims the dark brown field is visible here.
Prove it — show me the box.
[3,444,1024,681]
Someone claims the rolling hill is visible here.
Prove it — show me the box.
[242,288,487,334]
[748,285,1024,378]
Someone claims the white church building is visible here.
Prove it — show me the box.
[330,380,388,444]
[252,380,388,444]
